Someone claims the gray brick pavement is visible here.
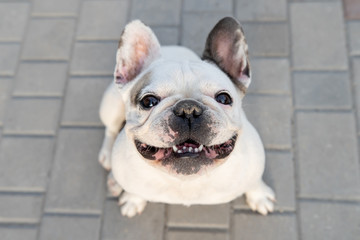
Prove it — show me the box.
[236,0,287,21]
[0,136,54,190]
[290,2,348,70]
[296,112,360,199]
[22,19,76,60]
[0,43,21,76]
[0,0,360,239]
[13,62,68,97]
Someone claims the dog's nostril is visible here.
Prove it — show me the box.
[173,100,203,119]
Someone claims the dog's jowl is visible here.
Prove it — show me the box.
[98,17,275,217]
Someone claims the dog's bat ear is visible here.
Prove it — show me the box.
[114,20,161,86]
[202,17,251,92]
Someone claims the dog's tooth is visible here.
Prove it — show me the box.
[189,147,193,152]
[177,150,182,154]
[183,146,186,150]
[199,145,203,151]
[172,146,178,152]
[194,148,199,153]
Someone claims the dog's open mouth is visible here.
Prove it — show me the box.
[135,135,237,175]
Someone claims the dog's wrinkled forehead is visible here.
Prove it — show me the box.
[130,60,236,104]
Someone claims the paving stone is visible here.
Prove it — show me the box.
[102,200,165,240]
[293,72,352,109]
[182,13,233,55]
[0,193,43,221]
[184,0,232,12]
[0,3,29,41]
[166,230,228,240]
[348,21,360,56]
[70,41,117,75]
[300,201,360,240]
[13,62,68,96]
[236,0,287,21]
[243,95,292,149]
[242,23,289,57]
[62,77,111,125]
[77,1,128,40]
[39,214,101,240]
[233,213,297,240]
[343,0,360,20]
[167,204,229,227]
[32,0,80,16]
[0,44,21,76]
[22,19,76,60]
[4,98,61,135]
[296,112,360,199]
[290,2,348,70]
[152,27,179,45]
[131,0,182,26]
[234,151,296,211]
[0,136,54,190]
[45,128,105,212]
[248,58,291,94]
[353,58,360,125]
[0,78,11,125]
[0,225,38,240]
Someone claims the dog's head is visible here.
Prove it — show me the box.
[115,17,251,176]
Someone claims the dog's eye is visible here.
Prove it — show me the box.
[140,95,160,109]
[215,92,232,105]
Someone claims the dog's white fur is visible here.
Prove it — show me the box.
[98,19,275,217]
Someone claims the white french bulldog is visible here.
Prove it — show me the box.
[98,17,275,217]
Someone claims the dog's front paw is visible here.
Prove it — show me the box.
[107,172,123,197]
[119,192,147,218]
[245,181,276,215]
[98,148,111,170]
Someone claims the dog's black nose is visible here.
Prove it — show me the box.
[173,100,203,119]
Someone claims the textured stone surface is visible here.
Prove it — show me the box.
[0,79,11,125]
[70,41,117,75]
[290,2,348,70]
[152,27,179,45]
[248,58,291,94]
[102,200,165,240]
[62,77,111,125]
[184,0,232,12]
[293,72,352,109]
[348,21,360,56]
[0,136,54,190]
[167,204,229,227]
[39,214,101,240]
[234,151,296,211]
[343,0,360,20]
[0,3,29,41]
[243,23,289,57]
[0,226,38,240]
[300,201,360,240]
[131,0,182,26]
[243,95,292,149]
[22,19,76,60]
[0,44,20,76]
[236,0,287,21]
[353,58,360,127]
[296,112,360,199]
[14,62,68,96]
[3,98,61,135]
[233,213,297,240]
[77,1,128,40]
[0,193,43,221]
[167,230,228,240]
[45,128,105,212]
[32,0,80,16]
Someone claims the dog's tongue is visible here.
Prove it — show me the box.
[152,148,171,160]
